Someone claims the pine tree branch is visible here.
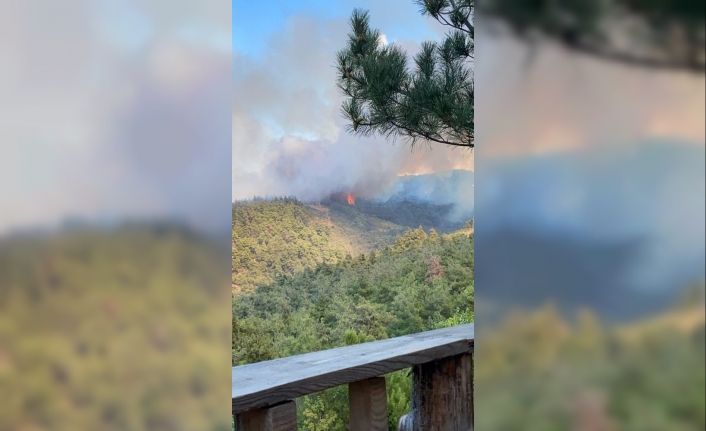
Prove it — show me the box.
[479,1,704,73]
[337,7,474,149]
[353,113,473,148]
[560,39,706,73]
[438,13,472,35]
[449,0,474,34]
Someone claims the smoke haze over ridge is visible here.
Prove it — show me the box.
[232,5,473,204]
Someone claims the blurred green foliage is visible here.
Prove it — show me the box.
[0,226,231,431]
[475,302,706,431]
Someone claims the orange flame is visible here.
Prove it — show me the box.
[347,194,355,205]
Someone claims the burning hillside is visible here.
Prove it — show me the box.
[326,192,358,205]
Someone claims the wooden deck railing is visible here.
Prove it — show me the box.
[232,324,474,431]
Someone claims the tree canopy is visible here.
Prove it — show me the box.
[233,225,474,429]
[336,1,475,149]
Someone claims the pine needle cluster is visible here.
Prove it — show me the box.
[336,1,475,149]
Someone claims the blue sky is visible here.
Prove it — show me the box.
[233,0,440,58]
[233,0,337,56]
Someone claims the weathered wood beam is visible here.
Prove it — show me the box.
[233,324,474,414]
[235,400,297,431]
[349,377,388,431]
[398,353,473,431]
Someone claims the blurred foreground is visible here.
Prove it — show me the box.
[475,1,705,429]
[0,225,231,431]
[476,291,705,431]
[0,1,231,428]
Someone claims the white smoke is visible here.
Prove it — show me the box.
[233,12,473,203]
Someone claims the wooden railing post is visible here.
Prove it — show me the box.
[349,377,388,431]
[235,400,298,431]
[398,353,473,431]
[233,325,474,430]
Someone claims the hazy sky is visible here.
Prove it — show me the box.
[0,0,232,235]
[233,0,441,58]
[232,0,474,202]
[475,27,706,156]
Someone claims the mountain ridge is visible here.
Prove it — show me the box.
[232,196,473,293]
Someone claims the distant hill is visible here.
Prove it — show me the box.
[343,198,466,233]
[475,142,704,322]
[232,196,473,293]
[232,198,402,292]
[370,169,473,227]
[616,282,706,342]
[386,169,473,207]
[616,305,705,343]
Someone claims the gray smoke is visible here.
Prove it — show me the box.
[232,12,473,204]
[473,27,704,321]
[475,141,705,320]
[376,170,474,222]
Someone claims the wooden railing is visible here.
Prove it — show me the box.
[232,324,474,431]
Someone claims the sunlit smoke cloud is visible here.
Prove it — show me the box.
[377,169,475,221]
[233,11,473,203]
[475,24,706,158]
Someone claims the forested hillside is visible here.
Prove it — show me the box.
[331,198,467,233]
[231,197,467,293]
[0,226,231,431]
[232,198,344,292]
[232,226,474,429]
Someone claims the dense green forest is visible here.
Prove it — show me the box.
[0,226,232,431]
[232,198,346,292]
[231,198,466,293]
[232,225,474,364]
[232,197,474,430]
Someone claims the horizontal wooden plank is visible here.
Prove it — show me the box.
[233,324,474,414]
